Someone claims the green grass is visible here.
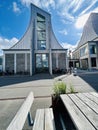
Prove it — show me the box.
[53,81,67,96]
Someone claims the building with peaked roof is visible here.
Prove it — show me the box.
[73,13,98,70]
[3,4,68,75]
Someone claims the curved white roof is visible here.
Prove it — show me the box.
[77,13,98,48]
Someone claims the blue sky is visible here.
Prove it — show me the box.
[0,0,98,55]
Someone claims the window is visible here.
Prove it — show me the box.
[37,13,46,50]
[36,54,48,68]
[90,45,96,54]
[37,40,46,50]
[0,58,2,65]
[91,58,96,67]
[80,46,87,57]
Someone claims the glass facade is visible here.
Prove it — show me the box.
[36,54,49,72]
[80,46,88,57]
[90,45,96,54]
[91,58,96,67]
[37,13,46,50]
[0,57,2,65]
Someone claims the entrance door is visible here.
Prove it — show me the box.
[35,54,49,73]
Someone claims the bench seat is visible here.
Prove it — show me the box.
[33,108,55,130]
[7,92,34,130]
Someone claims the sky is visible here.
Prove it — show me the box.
[0,0,98,56]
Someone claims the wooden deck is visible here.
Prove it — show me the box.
[60,92,98,130]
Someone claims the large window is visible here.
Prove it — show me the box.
[90,45,96,54]
[91,58,96,67]
[80,46,88,57]
[0,58,2,65]
[37,13,46,50]
[36,54,49,72]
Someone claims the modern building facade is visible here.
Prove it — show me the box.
[3,4,67,75]
[73,13,98,70]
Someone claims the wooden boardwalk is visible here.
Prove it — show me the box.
[60,92,98,130]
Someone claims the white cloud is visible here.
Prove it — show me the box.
[13,2,21,13]
[20,0,40,7]
[41,0,55,9]
[59,29,68,35]
[0,37,18,56]
[81,0,98,15]
[73,0,84,13]
[57,0,66,5]
[68,0,79,11]
[20,0,55,9]
[0,37,18,55]
[61,42,77,51]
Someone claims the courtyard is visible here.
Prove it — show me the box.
[0,72,98,129]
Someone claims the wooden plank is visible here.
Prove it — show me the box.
[60,94,95,130]
[69,94,98,129]
[45,108,55,130]
[76,93,98,114]
[7,92,34,130]
[90,92,98,98]
[33,109,44,130]
[83,93,98,104]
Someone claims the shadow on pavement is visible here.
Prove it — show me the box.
[79,73,98,92]
[0,73,53,87]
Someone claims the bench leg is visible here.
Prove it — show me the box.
[28,111,34,126]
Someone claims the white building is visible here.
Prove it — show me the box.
[3,4,68,75]
[73,13,98,70]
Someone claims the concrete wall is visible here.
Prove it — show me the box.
[52,53,56,69]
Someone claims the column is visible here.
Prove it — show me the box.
[49,49,52,75]
[96,57,98,68]
[56,53,58,68]
[3,53,5,72]
[30,52,32,76]
[80,59,82,68]
[14,53,16,74]
[66,54,68,71]
[25,53,27,72]
[88,56,91,70]
[88,43,91,70]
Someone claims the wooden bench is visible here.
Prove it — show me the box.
[7,92,34,130]
[33,108,55,130]
[60,92,98,130]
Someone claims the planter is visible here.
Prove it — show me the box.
[51,94,60,109]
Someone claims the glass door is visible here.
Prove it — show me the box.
[36,54,49,73]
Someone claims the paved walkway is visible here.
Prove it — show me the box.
[0,73,96,130]
[62,74,95,93]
